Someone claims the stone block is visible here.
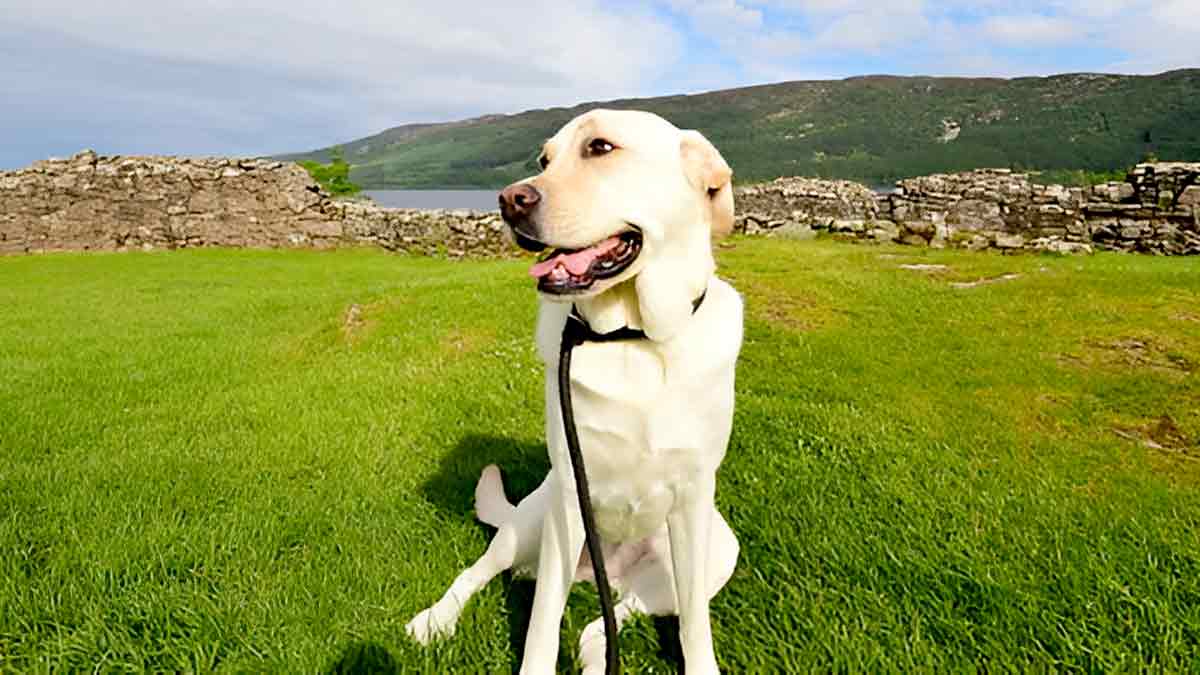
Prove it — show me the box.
[994,232,1025,249]
[1179,185,1200,207]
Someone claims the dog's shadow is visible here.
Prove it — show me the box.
[420,433,546,670]
[419,433,549,522]
[414,433,684,673]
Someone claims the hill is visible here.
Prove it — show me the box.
[280,69,1200,189]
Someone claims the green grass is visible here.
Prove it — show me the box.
[2,240,1198,672]
[1029,168,1130,187]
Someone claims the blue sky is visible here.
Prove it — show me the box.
[1,0,1196,168]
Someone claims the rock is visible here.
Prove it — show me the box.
[963,234,991,251]
[950,273,1021,289]
[1119,223,1144,239]
[829,219,866,233]
[735,176,880,223]
[1042,184,1068,201]
[774,222,818,240]
[1179,185,1200,206]
[938,119,961,143]
[994,232,1025,249]
[903,219,936,236]
[869,220,900,242]
[1029,237,1094,255]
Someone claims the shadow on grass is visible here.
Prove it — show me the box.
[503,577,537,674]
[325,640,399,674]
[653,615,684,668]
[419,434,549,522]
[420,434,549,671]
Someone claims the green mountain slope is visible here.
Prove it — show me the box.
[280,69,1200,189]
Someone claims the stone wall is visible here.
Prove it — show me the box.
[0,150,514,257]
[736,163,1200,255]
[337,202,511,257]
[3,150,1198,257]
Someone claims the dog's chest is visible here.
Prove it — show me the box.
[584,445,703,543]
[561,340,716,542]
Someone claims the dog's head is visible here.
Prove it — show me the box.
[499,109,733,338]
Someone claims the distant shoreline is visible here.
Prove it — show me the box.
[364,188,500,211]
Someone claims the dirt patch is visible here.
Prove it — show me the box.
[337,298,404,345]
[1057,335,1196,382]
[900,264,949,273]
[1093,337,1194,373]
[341,304,367,339]
[1171,312,1200,323]
[1113,415,1197,459]
[1012,389,1075,436]
[721,272,841,332]
[440,327,494,357]
[759,299,815,330]
[745,288,841,332]
[950,273,1021,289]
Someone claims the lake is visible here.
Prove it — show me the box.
[364,189,499,211]
[364,185,897,210]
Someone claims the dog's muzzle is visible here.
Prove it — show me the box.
[499,183,547,252]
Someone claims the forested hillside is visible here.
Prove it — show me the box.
[281,69,1200,189]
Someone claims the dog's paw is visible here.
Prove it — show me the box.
[405,607,456,645]
[578,621,609,675]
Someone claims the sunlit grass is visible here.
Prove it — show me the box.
[1,239,1197,671]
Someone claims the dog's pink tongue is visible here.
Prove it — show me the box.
[528,236,621,278]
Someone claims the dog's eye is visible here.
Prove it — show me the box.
[587,139,615,156]
[538,155,550,170]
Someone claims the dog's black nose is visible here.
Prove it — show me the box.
[499,182,546,251]
[499,183,541,223]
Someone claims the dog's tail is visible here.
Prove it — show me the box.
[474,464,516,528]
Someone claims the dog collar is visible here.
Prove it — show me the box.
[566,289,707,345]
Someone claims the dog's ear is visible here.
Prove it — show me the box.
[680,129,734,239]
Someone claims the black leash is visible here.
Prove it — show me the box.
[556,291,707,675]
[558,316,621,675]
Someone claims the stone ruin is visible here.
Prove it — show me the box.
[1,150,1197,257]
[736,164,1200,255]
[0,150,514,257]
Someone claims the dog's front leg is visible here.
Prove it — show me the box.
[667,475,720,675]
[520,475,585,675]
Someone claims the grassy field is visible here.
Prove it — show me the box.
[1,239,1198,672]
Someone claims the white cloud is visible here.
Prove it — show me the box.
[764,0,914,13]
[1101,0,1200,73]
[810,8,930,52]
[982,14,1079,45]
[0,0,1197,166]
[665,0,763,31]
[11,1,682,101]
[1,0,683,161]
[671,0,1199,82]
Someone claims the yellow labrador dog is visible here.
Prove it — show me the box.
[406,109,743,674]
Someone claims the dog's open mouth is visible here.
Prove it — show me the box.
[528,229,643,294]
